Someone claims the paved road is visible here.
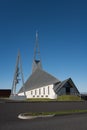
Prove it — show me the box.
[0,101,87,130]
[1,113,87,130]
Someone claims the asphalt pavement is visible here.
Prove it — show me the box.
[1,113,87,130]
[0,100,87,130]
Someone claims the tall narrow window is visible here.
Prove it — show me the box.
[48,86,50,95]
[43,88,45,95]
[31,91,33,95]
[35,90,37,95]
[39,89,41,95]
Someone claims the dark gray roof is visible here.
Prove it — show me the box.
[19,68,60,93]
[54,79,69,92]
[54,78,79,94]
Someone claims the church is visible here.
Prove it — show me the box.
[18,32,80,99]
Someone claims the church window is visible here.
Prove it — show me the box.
[39,89,41,95]
[48,86,50,95]
[35,90,37,95]
[31,91,33,95]
[43,88,45,95]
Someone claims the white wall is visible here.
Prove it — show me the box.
[18,84,57,99]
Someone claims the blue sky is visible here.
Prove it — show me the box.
[0,0,87,93]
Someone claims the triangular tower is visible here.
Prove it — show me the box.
[32,31,42,73]
[10,51,26,100]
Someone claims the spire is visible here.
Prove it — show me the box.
[34,31,40,60]
[10,51,26,97]
[32,31,42,73]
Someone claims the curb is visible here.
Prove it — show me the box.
[18,113,55,120]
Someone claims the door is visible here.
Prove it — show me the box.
[66,87,70,95]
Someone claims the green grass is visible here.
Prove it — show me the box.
[26,95,82,102]
[57,95,82,101]
[26,98,53,102]
[22,109,87,116]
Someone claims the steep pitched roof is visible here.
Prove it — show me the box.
[54,78,79,94]
[19,68,60,93]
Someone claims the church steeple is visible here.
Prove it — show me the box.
[34,31,40,60]
[10,51,26,97]
[32,32,42,73]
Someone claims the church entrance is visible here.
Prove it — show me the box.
[66,87,70,95]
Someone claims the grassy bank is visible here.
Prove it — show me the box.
[26,95,82,102]
[22,109,87,116]
[57,95,82,101]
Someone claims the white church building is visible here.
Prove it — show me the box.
[18,62,60,99]
[18,32,80,99]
